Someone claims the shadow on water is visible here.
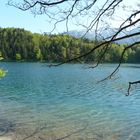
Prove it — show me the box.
[0,121,139,140]
[0,119,16,136]
[22,124,88,140]
[0,119,90,140]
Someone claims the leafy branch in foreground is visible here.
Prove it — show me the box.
[0,54,7,78]
[0,69,7,78]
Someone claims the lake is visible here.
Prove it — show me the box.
[0,63,140,140]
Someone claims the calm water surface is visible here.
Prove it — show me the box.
[0,63,140,140]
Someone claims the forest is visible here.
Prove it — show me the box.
[0,27,140,63]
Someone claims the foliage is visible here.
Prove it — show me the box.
[0,51,4,60]
[0,51,6,77]
[16,53,22,60]
[0,27,140,63]
[0,69,6,77]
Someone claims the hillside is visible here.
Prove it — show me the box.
[0,27,140,63]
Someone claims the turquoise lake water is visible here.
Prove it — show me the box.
[0,63,140,140]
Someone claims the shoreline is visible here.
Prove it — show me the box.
[0,60,140,64]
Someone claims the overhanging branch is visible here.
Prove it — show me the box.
[127,80,140,96]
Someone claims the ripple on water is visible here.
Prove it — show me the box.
[0,63,140,139]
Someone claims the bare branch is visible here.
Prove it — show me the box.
[8,0,140,95]
[99,41,140,82]
[8,0,68,11]
[47,31,140,67]
[127,80,140,96]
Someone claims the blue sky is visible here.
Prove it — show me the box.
[0,0,139,34]
[0,0,56,33]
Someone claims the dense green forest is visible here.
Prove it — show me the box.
[0,27,140,63]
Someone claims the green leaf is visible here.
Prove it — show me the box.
[0,69,7,77]
[0,57,4,60]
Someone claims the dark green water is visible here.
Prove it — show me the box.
[0,63,140,140]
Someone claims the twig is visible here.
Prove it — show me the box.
[127,80,140,96]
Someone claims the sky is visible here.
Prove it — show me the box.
[0,0,139,34]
